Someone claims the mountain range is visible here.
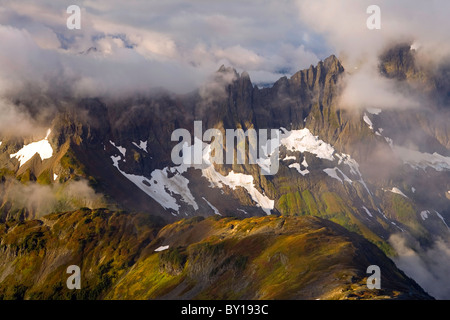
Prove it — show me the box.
[0,43,448,300]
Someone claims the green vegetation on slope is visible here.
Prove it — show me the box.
[0,210,430,300]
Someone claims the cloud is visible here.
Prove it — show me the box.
[0,1,449,129]
[0,0,320,98]
[296,0,450,112]
[390,233,450,299]
[1,178,106,218]
[296,0,450,66]
[338,63,420,111]
[0,98,47,137]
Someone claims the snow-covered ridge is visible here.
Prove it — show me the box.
[10,129,53,167]
[393,146,450,172]
[280,127,335,161]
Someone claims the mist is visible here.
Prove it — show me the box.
[0,178,106,219]
[296,0,450,113]
[338,63,421,112]
[390,233,450,299]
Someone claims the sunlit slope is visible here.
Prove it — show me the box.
[0,209,431,300]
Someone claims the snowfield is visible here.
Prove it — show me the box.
[10,129,53,167]
[280,127,335,161]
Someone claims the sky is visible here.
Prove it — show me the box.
[0,0,449,97]
[0,0,449,108]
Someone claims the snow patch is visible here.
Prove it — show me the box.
[362,206,373,217]
[280,128,335,161]
[111,155,198,214]
[202,165,274,215]
[155,245,169,252]
[288,163,309,176]
[435,211,449,229]
[10,129,53,167]
[132,140,148,153]
[384,137,394,148]
[323,167,352,184]
[278,128,371,194]
[410,42,421,51]
[237,208,248,215]
[377,208,388,220]
[363,113,373,130]
[389,187,408,198]
[109,140,126,157]
[301,158,308,168]
[202,197,221,216]
[391,221,405,232]
[420,210,429,221]
[283,155,296,161]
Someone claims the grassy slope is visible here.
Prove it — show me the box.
[0,210,431,300]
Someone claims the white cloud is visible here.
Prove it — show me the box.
[294,0,450,111]
[339,63,420,111]
[296,0,450,67]
[0,0,321,96]
[0,0,448,108]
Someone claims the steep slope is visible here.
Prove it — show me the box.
[0,209,432,300]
